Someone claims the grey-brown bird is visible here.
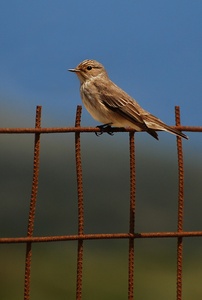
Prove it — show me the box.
[69,59,188,140]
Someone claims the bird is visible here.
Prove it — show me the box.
[69,59,188,140]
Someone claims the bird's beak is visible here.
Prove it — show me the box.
[68,68,78,72]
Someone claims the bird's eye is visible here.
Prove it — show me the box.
[87,66,92,70]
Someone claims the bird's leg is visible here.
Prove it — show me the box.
[95,123,114,136]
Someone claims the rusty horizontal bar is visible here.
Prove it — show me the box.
[0,125,202,134]
[1,231,202,244]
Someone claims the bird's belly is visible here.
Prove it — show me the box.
[80,90,112,124]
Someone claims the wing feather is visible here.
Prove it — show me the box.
[93,80,145,125]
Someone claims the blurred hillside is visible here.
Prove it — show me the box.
[0,109,202,240]
[1,108,202,299]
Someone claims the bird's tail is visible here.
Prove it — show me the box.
[143,113,188,140]
[160,123,188,139]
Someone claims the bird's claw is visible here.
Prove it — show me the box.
[95,124,114,136]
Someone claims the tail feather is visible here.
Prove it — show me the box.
[143,113,188,140]
[161,124,188,140]
[147,128,159,140]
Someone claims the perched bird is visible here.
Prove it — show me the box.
[69,59,188,140]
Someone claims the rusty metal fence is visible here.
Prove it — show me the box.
[0,105,202,300]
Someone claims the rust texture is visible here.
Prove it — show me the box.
[128,132,136,300]
[0,105,202,300]
[175,106,184,300]
[1,231,202,244]
[24,106,42,300]
[0,125,202,134]
[75,106,84,300]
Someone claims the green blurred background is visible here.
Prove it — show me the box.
[0,121,202,299]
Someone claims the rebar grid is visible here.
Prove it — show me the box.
[24,106,42,300]
[0,125,202,134]
[75,106,84,300]
[0,105,202,300]
[175,106,184,300]
[128,132,135,299]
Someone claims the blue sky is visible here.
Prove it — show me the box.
[0,1,202,135]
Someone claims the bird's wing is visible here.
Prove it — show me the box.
[95,80,145,125]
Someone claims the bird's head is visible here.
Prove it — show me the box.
[69,59,108,84]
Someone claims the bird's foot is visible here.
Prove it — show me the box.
[95,123,114,136]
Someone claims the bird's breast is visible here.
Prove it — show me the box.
[80,81,112,123]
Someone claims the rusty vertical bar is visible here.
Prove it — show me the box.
[128,132,135,300]
[175,106,184,300]
[24,106,42,300]
[75,105,84,300]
